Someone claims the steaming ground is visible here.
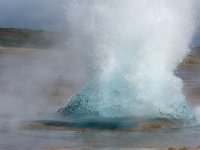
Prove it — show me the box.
[0,45,200,149]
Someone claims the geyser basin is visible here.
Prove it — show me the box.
[39,116,140,130]
[39,114,187,130]
[59,0,197,127]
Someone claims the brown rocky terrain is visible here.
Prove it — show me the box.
[0,27,66,48]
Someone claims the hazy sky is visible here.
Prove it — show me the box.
[0,0,199,33]
[0,0,67,31]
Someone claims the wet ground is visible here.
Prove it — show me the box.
[1,120,200,149]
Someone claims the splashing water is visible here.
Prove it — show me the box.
[60,0,196,121]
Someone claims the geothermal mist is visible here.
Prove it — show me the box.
[61,0,196,120]
[0,47,86,118]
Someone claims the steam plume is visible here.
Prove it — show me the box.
[61,0,197,120]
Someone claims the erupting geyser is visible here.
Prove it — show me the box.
[60,0,196,121]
